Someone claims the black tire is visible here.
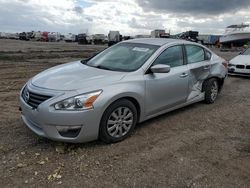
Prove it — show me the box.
[204,78,219,104]
[99,99,138,143]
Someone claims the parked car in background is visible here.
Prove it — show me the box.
[48,32,61,42]
[6,33,19,40]
[19,32,30,41]
[93,34,106,44]
[26,32,34,40]
[228,48,250,76]
[60,34,65,41]
[64,33,76,42]
[20,38,227,144]
[0,32,7,39]
[78,33,90,44]
[33,31,42,41]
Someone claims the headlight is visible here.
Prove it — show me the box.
[54,90,102,110]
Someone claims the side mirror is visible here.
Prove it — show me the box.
[150,64,171,73]
[239,51,242,55]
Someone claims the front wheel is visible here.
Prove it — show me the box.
[204,78,219,104]
[99,99,138,143]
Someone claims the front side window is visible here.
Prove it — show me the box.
[153,45,184,67]
[185,45,205,64]
[86,43,159,72]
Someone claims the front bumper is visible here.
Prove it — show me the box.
[20,85,103,143]
[228,67,250,76]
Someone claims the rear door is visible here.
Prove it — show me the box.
[144,45,189,116]
[185,44,211,100]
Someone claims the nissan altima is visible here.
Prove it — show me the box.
[20,38,227,143]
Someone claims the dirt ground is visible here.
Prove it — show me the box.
[0,39,249,188]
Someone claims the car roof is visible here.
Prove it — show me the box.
[123,38,184,46]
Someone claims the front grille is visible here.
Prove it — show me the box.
[246,65,250,69]
[236,65,245,69]
[22,86,52,109]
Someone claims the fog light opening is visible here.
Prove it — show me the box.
[56,125,82,138]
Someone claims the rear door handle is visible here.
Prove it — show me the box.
[203,65,210,70]
[180,73,188,78]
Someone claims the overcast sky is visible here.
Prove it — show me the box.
[0,0,250,35]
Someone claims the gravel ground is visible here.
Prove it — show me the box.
[0,39,249,188]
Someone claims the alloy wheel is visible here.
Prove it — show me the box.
[107,107,134,138]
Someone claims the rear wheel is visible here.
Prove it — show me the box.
[204,78,219,104]
[99,99,137,143]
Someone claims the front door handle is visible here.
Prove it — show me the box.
[180,73,188,78]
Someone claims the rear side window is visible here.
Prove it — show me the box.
[185,45,205,64]
[153,45,184,68]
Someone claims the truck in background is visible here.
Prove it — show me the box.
[198,34,221,46]
[151,29,170,38]
[108,31,121,46]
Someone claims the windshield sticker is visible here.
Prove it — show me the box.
[132,47,149,52]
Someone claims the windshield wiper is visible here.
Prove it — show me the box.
[81,60,115,71]
[95,65,114,71]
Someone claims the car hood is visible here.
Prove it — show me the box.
[230,55,250,65]
[31,61,126,91]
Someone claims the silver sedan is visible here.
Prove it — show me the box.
[20,38,227,143]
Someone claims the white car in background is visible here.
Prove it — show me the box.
[228,48,250,76]
[64,33,76,42]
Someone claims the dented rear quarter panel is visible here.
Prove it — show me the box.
[186,49,227,101]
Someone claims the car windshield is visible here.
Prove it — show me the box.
[85,42,159,72]
[242,48,250,55]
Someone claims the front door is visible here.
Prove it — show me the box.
[144,45,189,116]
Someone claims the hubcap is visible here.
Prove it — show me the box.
[211,81,218,101]
[107,107,133,138]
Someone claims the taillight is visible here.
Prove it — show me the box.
[222,60,228,68]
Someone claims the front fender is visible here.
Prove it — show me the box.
[96,81,145,122]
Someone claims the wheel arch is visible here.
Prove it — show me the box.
[122,96,141,123]
[105,96,142,122]
[98,95,143,143]
[202,76,225,92]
